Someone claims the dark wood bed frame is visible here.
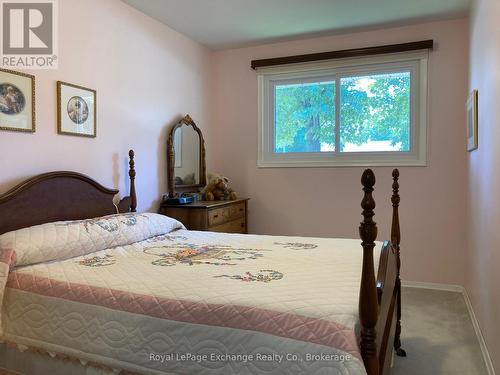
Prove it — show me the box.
[360,169,406,375]
[0,150,137,235]
[0,150,404,375]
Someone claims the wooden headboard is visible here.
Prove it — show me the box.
[0,150,137,235]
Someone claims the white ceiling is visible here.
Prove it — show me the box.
[122,0,472,50]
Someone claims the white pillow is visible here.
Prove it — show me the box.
[0,213,185,266]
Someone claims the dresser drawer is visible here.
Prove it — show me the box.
[209,217,246,233]
[160,198,249,233]
[208,202,246,227]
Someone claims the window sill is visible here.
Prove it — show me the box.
[257,155,427,168]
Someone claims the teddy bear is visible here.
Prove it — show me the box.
[201,173,237,201]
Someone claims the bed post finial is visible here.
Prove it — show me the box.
[392,168,406,357]
[359,169,379,375]
[129,150,137,213]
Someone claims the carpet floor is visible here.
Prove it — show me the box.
[392,287,488,375]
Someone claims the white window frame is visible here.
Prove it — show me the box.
[257,51,428,167]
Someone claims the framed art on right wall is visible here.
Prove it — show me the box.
[467,89,478,152]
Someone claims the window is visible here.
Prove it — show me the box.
[258,52,428,167]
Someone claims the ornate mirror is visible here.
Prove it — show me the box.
[167,115,206,198]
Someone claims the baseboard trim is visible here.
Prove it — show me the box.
[462,288,496,375]
[402,280,463,292]
[402,281,496,375]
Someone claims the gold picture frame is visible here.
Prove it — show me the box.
[0,68,35,133]
[466,89,478,152]
[57,81,96,138]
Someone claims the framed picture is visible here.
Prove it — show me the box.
[467,89,478,152]
[0,68,35,133]
[57,81,96,137]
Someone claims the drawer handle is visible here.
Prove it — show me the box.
[213,214,219,219]
[241,223,245,228]
[239,208,244,212]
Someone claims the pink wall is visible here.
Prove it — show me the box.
[0,0,213,212]
[211,18,469,285]
[467,0,500,371]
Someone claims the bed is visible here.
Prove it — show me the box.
[0,150,405,375]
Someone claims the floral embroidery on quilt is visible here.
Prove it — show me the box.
[143,244,269,267]
[57,213,148,233]
[214,269,283,283]
[274,242,318,250]
[77,254,116,267]
[146,233,189,243]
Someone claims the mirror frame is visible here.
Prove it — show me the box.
[167,114,207,198]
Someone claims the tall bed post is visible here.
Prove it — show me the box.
[359,169,379,375]
[129,150,137,213]
[391,169,406,357]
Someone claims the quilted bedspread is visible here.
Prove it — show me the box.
[0,213,383,375]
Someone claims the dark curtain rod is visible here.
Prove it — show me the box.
[251,40,434,70]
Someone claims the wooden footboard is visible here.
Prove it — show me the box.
[376,241,398,374]
[359,169,404,375]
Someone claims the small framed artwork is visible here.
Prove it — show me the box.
[0,68,35,133]
[467,89,478,152]
[57,81,96,137]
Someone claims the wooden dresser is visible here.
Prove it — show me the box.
[159,198,249,233]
